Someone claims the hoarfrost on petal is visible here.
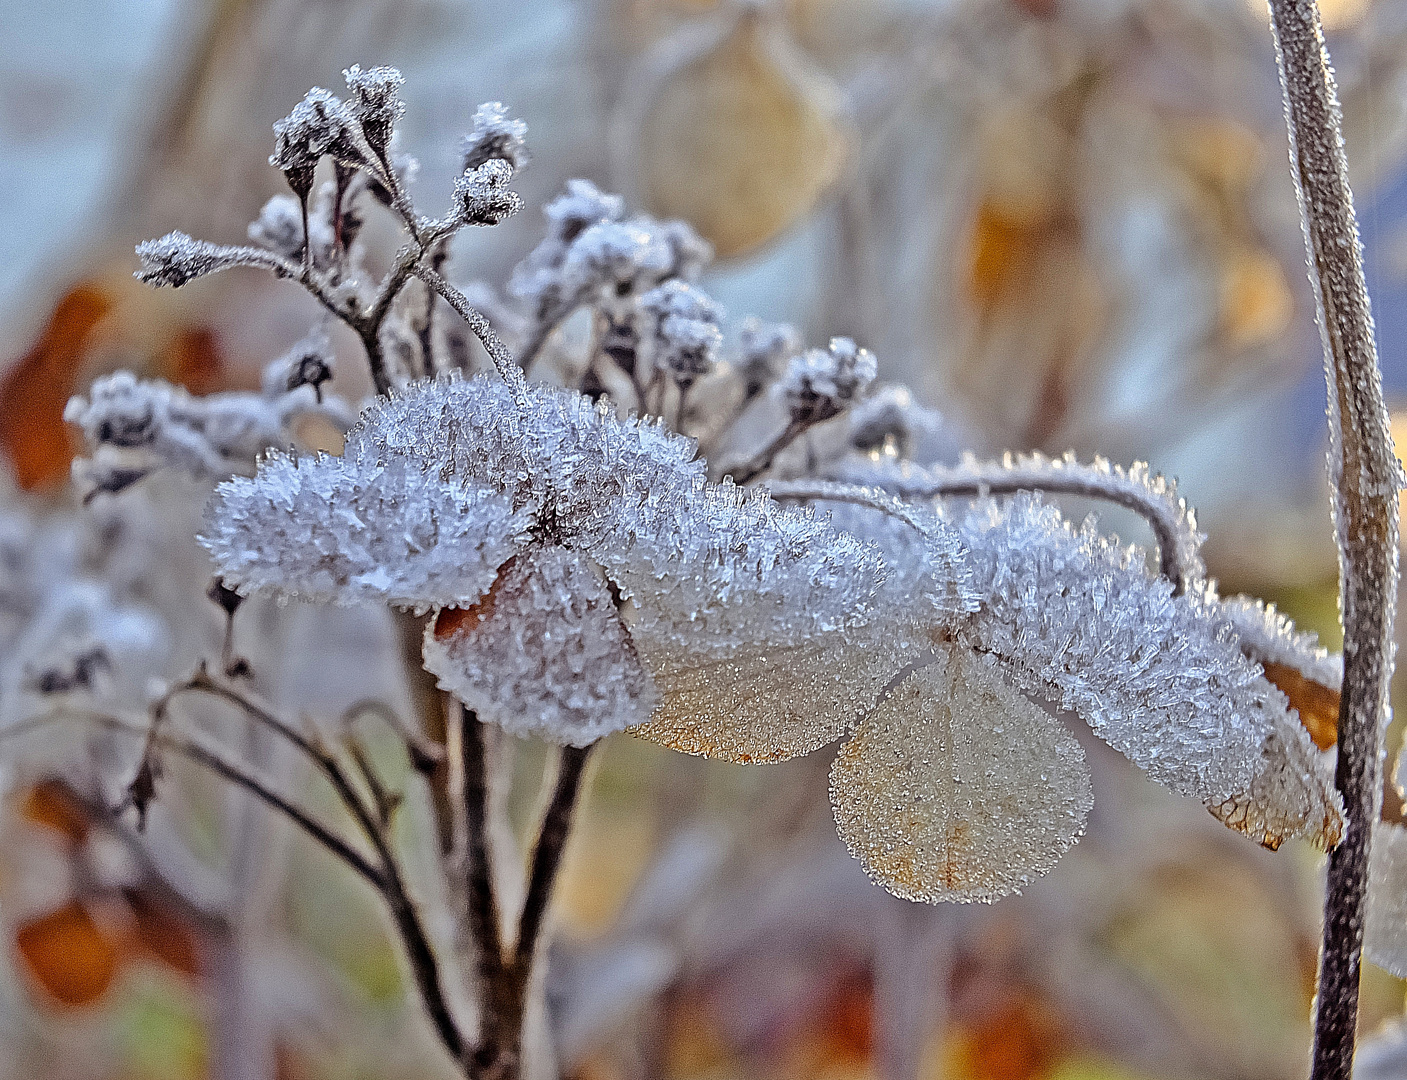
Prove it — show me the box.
[201,450,528,611]
[422,547,656,746]
[829,644,1093,904]
[951,495,1307,805]
[1366,820,1407,978]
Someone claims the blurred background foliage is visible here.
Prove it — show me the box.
[3,0,1407,1077]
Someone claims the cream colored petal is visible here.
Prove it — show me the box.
[1205,725,1343,850]
[630,632,900,764]
[830,645,1093,904]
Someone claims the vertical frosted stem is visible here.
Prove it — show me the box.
[1263,0,1400,1075]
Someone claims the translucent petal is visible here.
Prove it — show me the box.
[1366,821,1407,978]
[423,547,657,746]
[203,451,528,612]
[830,644,1093,904]
[630,632,900,763]
[1206,725,1343,850]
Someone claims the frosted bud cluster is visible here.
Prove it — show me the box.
[453,158,523,227]
[271,87,361,193]
[342,64,404,157]
[778,337,878,424]
[65,370,352,499]
[136,233,281,289]
[247,195,306,260]
[737,317,802,398]
[641,280,724,388]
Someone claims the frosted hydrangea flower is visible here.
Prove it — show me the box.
[462,101,528,172]
[201,376,920,747]
[641,486,1342,903]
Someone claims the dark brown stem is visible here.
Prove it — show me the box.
[460,706,508,995]
[513,744,592,973]
[1265,0,1401,1075]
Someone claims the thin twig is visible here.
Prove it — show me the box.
[1264,0,1401,1074]
[460,706,507,990]
[731,420,807,485]
[513,744,592,974]
[415,264,523,388]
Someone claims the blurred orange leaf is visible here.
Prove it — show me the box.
[20,778,93,845]
[15,899,122,1007]
[0,283,112,490]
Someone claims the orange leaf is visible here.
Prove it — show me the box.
[0,283,112,490]
[15,900,122,1007]
[432,558,514,641]
[1262,661,1340,751]
[164,326,227,395]
[19,778,93,845]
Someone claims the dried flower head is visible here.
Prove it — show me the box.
[343,64,405,158]
[453,159,524,227]
[462,101,528,172]
[778,337,878,424]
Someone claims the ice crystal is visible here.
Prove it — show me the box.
[462,102,528,172]
[831,644,1094,903]
[777,337,878,424]
[202,376,899,745]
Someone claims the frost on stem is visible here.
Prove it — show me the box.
[136,232,288,288]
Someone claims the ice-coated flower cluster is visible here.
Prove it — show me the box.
[201,376,922,746]
[777,337,879,424]
[202,367,1341,902]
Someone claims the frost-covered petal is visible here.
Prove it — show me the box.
[1206,724,1342,849]
[829,644,1093,904]
[423,547,656,745]
[950,496,1335,831]
[202,450,528,612]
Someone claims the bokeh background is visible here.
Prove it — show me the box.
[3,0,1407,1077]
